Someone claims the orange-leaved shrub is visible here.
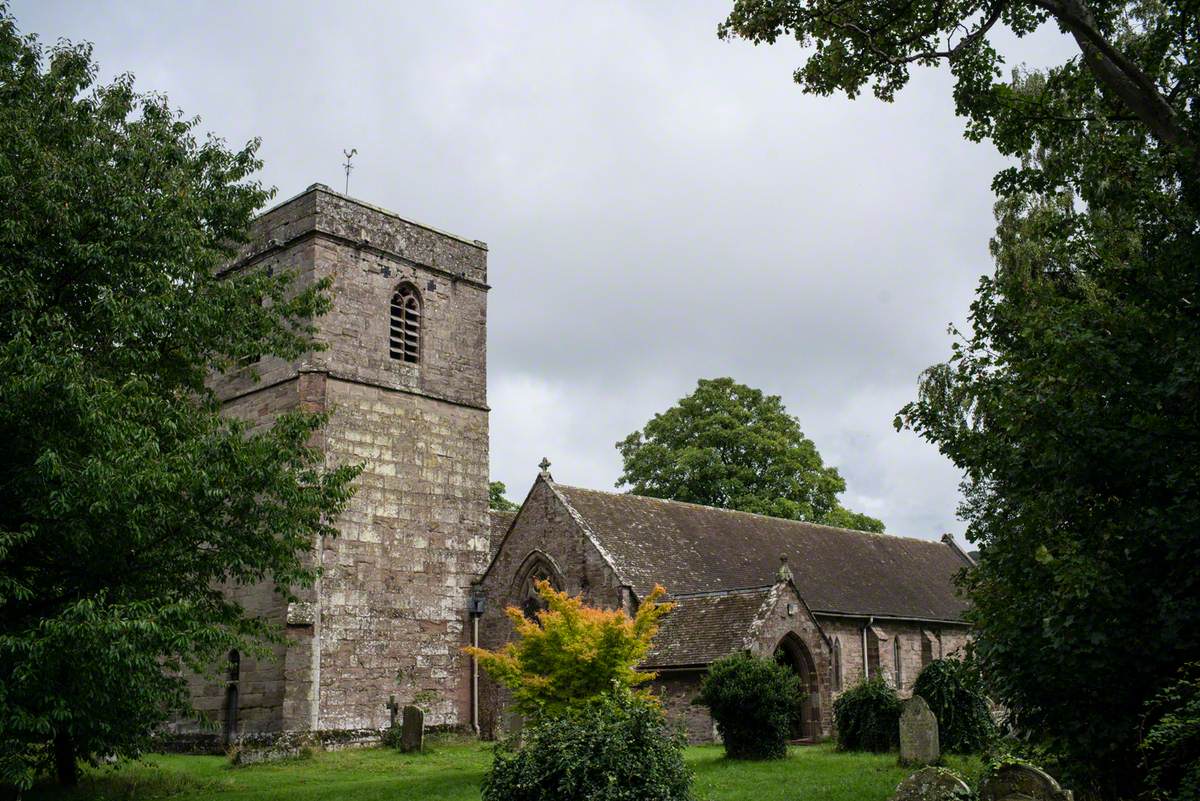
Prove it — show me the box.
[464,580,673,716]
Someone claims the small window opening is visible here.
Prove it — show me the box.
[832,637,843,692]
[389,284,421,363]
[893,637,903,688]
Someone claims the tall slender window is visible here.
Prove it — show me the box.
[893,636,903,688]
[389,284,421,363]
[833,637,843,692]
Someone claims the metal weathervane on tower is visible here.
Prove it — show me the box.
[342,148,357,194]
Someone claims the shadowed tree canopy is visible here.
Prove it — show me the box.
[0,11,359,790]
[616,378,884,532]
[723,3,1200,796]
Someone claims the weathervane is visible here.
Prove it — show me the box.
[342,148,357,194]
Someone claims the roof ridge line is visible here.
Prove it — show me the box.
[553,483,948,548]
[670,585,773,600]
[543,478,636,591]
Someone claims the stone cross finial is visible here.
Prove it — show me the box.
[776,553,793,582]
[538,457,551,475]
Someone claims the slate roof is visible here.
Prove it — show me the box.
[488,509,518,560]
[552,483,971,622]
[642,588,770,668]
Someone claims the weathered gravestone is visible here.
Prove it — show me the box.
[889,767,972,801]
[978,763,1073,801]
[386,695,400,728]
[400,705,424,753]
[899,695,940,766]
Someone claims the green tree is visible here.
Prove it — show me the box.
[616,378,884,532]
[465,581,673,717]
[722,1,1200,795]
[489,480,519,511]
[719,0,1199,194]
[0,14,359,790]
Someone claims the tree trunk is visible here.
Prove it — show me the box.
[53,730,78,787]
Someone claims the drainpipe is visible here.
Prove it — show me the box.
[468,586,485,736]
[472,614,480,736]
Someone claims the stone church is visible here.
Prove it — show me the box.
[178,184,972,747]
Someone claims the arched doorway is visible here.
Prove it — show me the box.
[774,634,821,741]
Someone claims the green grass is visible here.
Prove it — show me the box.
[24,737,981,801]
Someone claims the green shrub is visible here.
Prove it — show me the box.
[912,657,995,753]
[695,652,802,760]
[482,691,693,801]
[833,677,901,752]
[1139,662,1200,801]
[379,723,402,750]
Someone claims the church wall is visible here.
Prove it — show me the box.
[746,585,835,738]
[652,672,713,743]
[305,190,488,410]
[179,185,491,746]
[475,477,626,737]
[173,380,302,741]
[315,363,489,731]
[816,616,972,699]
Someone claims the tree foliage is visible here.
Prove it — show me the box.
[482,690,694,801]
[616,378,884,532]
[719,0,1200,193]
[465,581,673,717]
[489,480,519,512]
[912,657,995,754]
[1139,662,1200,801]
[0,12,359,790]
[833,677,902,753]
[722,0,1200,795]
[695,652,802,760]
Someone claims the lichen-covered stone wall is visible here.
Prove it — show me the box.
[179,184,490,741]
[475,477,626,737]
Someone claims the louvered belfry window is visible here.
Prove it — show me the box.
[389,284,421,363]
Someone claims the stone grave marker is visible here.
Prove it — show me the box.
[889,767,972,801]
[978,763,1073,801]
[386,695,400,728]
[400,705,424,753]
[899,695,940,766]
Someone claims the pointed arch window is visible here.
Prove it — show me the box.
[893,636,903,688]
[833,637,843,692]
[389,284,422,363]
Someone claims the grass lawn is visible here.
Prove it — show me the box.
[24,737,981,801]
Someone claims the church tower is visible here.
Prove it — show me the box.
[199,184,491,739]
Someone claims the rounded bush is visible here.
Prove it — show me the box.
[912,657,995,754]
[482,692,693,801]
[833,677,901,752]
[695,652,803,760]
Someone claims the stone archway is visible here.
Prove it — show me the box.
[509,550,564,622]
[774,633,821,741]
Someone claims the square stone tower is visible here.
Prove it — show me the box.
[190,184,490,740]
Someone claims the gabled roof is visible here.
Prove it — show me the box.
[643,587,771,669]
[487,509,518,560]
[552,483,971,623]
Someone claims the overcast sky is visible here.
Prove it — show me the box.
[17,2,1074,541]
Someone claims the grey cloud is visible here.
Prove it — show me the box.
[17,0,1075,539]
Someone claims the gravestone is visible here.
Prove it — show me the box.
[978,763,1073,801]
[899,695,940,766]
[890,767,972,801]
[400,705,424,753]
[386,695,400,728]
